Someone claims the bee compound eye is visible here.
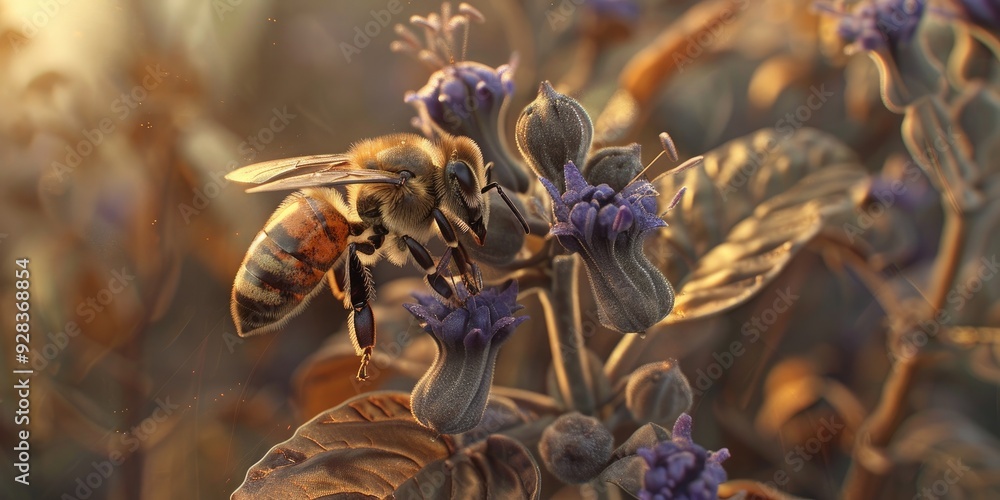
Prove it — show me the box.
[449,161,478,199]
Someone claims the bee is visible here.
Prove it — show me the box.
[226,133,527,380]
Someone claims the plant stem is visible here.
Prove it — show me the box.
[841,207,966,498]
[541,255,597,415]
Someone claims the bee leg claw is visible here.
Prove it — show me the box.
[356,347,372,381]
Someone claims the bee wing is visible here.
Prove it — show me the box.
[225,154,353,183]
[224,154,404,193]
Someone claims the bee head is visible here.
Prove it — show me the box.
[440,136,489,244]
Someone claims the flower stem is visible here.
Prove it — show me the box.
[541,255,597,415]
[841,206,966,498]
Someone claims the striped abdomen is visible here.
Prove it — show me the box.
[232,190,350,336]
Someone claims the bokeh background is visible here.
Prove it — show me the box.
[1,0,997,498]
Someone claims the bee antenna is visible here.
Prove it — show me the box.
[482,163,529,234]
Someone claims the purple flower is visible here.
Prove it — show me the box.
[836,0,925,52]
[540,162,674,333]
[637,414,730,500]
[404,280,527,434]
[406,61,514,135]
[542,162,664,251]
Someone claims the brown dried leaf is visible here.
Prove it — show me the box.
[234,392,541,499]
[652,127,866,320]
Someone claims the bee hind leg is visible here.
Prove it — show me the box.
[345,243,377,381]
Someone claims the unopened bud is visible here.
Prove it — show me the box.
[538,412,614,484]
[515,81,593,192]
[583,143,644,191]
[625,360,693,427]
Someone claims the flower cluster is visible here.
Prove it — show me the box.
[637,414,731,500]
[406,61,514,135]
[404,280,527,434]
[396,4,529,192]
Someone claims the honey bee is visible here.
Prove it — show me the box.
[226,133,527,380]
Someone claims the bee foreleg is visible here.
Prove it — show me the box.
[346,243,377,381]
[402,235,454,300]
[431,209,482,295]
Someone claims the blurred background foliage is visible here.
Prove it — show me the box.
[0,0,997,498]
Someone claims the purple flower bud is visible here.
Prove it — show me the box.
[637,413,730,500]
[516,82,594,192]
[404,280,527,434]
[539,413,615,484]
[541,162,674,333]
[836,0,925,52]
